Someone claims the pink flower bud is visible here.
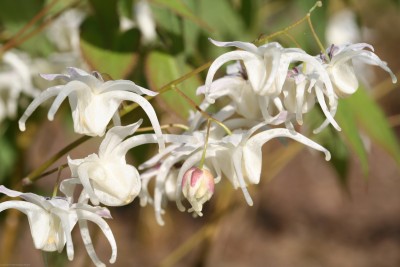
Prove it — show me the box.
[181,167,215,216]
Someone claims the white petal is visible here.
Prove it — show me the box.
[78,220,105,267]
[101,80,158,96]
[77,210,117,265]
[99,120,143,158]
[232,149,253,206]
[245,129,331,186]
[209,38,259,54]
[77,162,100,205]
[314,84,341,132]
[59,178,81,203]
[205,51,262,101]
[139,144,179,170]
[154,155,184,225]
[110,91,165,151]
[48,80,90,121]
[18,86,63,131]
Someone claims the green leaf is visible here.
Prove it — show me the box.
[197,0,245,39]
[347,88,400,164]
[145,51,201,119]
[151,0,213,32]
[336,99,369,174]
[80,16,140,79]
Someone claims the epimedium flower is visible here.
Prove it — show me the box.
[174,121,331,209]
[323,43,397,97]
[139,119,331,224]
[62,120,193,207]
[203,39,341,132]
[62,120,144,207]
[18,67,165,149]
[0,185,116,267]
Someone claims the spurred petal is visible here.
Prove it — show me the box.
[18,86,63,131]
[101,80,158,96]
[99,120,143,159]
[47,80,90,121]
[232,149,253,206]
[209,38,259,54]
[244,128,331,185]
[110,91,165,150]
[77,210,117,265]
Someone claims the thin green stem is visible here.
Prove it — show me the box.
[23,136,90,185]
[307,13,329,60]
[120,61,212,117]
[254,1,323,46]
[136,123,189,133]
[52,165,65,197]
[26,163,67,184]
[199,119,211,169]
[283,32,301,48]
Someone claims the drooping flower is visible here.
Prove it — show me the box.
[203,39,341,132]
[62,120,144,206]
[323,43,397,97]
[62,120,192,207]
[18,67,165,149]
[181,167,215,216]
[140,120,331,224]
[0,185,116,267]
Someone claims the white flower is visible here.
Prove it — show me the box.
[205,39,336,103]
[63,120,144,206]
[181,167,215,216]
[63,121,190,207]
[174,122,331,208]
[203,40,341,132]
[324,43,397,97]
[18,67,165,148]
[0,185,116,267]
[140,120,331,224]
[0,51,38,122]
[281,69,316,125]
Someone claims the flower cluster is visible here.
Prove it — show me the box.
[0,36,396,266]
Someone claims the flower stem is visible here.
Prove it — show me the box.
[199,119,211,169]
[136,123,189,133]
[23,136,90,185]
[120,61,212,117]
[52,165,66,197]
[254,1,323,46]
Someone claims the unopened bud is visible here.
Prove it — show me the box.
[181,167,215,216]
